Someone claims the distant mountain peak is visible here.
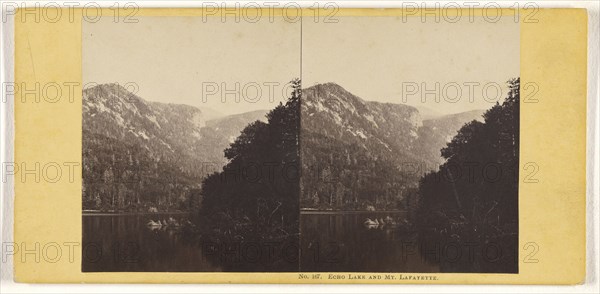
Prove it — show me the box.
[83,83,268,170]
[84,83,136,98]
[83,84,278,212]
[306,82,346,91]
[207,109,269,126]
[300,83,493,210]
[304,82,365,104]
[413,105,443,120]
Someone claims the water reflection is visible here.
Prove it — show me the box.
[82,213,297,272]
[84,212,514,273]
[300,212,440,272]
[82,213,221,272]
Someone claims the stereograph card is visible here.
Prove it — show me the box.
[7,6,589,285]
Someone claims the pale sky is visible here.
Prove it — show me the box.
[303,16,519,115]
[83,16,301,116]
[84,15,518,116]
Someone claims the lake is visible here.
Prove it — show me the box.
[83,211,440,272]
[82,213,222,272]
[300,211,440,272]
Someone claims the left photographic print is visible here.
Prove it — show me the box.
[81,15,301,272]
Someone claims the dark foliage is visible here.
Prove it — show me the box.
[416,78,520,273]
[82,131,200,212]
[196,79,301,271]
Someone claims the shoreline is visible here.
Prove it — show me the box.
[82,211,191,216]
[300,210,406,215]
[83,210,407,216]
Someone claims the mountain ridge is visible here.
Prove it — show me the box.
[300,82,485,210]
[82,83,271,212]
[82,82,484,212]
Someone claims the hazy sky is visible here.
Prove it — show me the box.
[303,16,519,115]
[84,16,301,116]
[84,15,518,116]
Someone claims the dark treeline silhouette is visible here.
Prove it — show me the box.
[193,79,301,271]
[416,78,520,273]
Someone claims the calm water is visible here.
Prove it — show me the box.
[300,211,440,272]
[82,213,221,272]
[83,211,440,272]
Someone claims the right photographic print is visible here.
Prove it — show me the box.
[299,14,520,273]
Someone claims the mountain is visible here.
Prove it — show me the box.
[196,106,226,121]
[82,84,268,212]
[300,83,486,210]
[206,109,269,144]
[424,109,485,142]
[414,105,443,120]
[82,82,485,212]
[414,109,486,167]
[303,83,423,158]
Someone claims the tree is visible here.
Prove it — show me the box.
[199,78,300,237]
[416,78,520,272]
